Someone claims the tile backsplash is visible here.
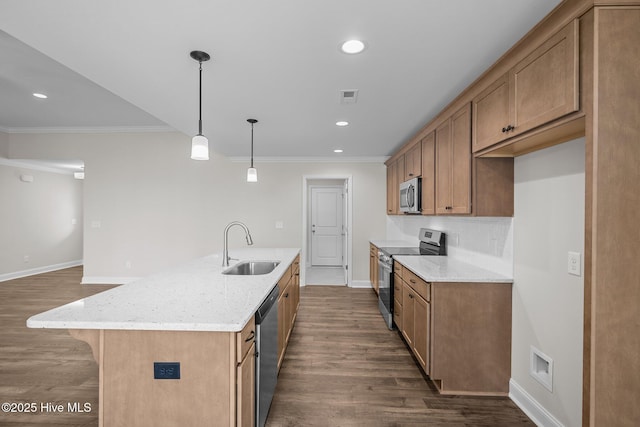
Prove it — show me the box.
[386,215,513,277]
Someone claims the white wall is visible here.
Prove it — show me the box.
[5,132,386,283]
[511,138,585,427]
[0,161,83,279]
[386,215,513,277]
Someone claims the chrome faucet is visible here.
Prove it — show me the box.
[222,221,254,267]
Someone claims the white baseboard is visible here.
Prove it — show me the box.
[0,260,83,282]
[349,279,372,289]
[509,379,564,427]
[81,276,139,285]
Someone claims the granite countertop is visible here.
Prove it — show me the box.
[394,256,513,283]
[27,248,300,333]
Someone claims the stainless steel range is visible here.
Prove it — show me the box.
[378,228,446,329]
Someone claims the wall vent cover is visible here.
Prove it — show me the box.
[340,89,359,104]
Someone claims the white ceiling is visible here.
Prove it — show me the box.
[0,0,562,159]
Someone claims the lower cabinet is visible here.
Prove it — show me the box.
[397,264,512,396]
[278,255,300,371]
[401,279,430,374]
[237,338,256,427]
[370,243,379,294]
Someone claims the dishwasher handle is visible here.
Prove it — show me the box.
[255,284,279,323]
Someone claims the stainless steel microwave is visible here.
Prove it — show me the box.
[399,177,421,213]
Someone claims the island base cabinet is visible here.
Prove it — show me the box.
[71,328,255,427]
[430,282,512,395]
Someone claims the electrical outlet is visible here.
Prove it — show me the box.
[125,261,132,269]
[23,255,30,263]
[275,221,284,229]
[154,362,180,379]
[568,251,581,276]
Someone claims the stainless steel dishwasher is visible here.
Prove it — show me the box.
[255,285,279,427]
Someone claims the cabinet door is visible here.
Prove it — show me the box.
[435,118,452,214]
[284,280,294,344]
[413,295,430,374]
[472,73,510,152]
[401,282,415,347]
[277,292,286,369]
[421,131,436,215]
[386,161,397,215]
[237,342,255,427]
[450,104,471,214]
[511,20,579,136]
[404,142,422,180]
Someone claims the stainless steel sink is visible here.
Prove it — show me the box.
[222,260,280,276]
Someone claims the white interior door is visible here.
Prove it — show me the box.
[311,187,343,266]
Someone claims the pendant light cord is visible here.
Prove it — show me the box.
[198,61,203,136]
[250,122,254,168]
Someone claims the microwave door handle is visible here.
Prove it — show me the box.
[408,185,414,208]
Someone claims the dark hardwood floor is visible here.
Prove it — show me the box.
[0,267,115,427]
[0,268,533,426]
[267,285,534,427]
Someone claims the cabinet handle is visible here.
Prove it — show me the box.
[408,173,414,176]
[410,279,416,284]
[409,294,414,299]
[245,331,255,342]
[502,127,507,133]
[285,293,289,298]
[502,124,514,132]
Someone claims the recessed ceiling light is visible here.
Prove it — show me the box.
[340,39,366,54]
[336,121,349,127]
[334,149,344,153]
[33,93,48,99]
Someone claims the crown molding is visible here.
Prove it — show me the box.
[227,156,389,164]
[0,125,175,134]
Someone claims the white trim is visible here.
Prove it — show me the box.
[349,279,372,289]
[509,379,564,427]
[229,156,388,163]
[0,125,174,134]
[81,276,139,285]
[0,260,83,282]
[301,175,353,288]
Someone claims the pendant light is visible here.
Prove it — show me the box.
[247,119,258,182]
[190,50,211,160]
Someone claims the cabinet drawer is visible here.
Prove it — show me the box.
[393,299,403,330]
[402,268,430,302]
[393,274,403,303]
[393,260,403,275]
[237,317,256,363]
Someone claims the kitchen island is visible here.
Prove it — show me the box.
[27,248,301,427]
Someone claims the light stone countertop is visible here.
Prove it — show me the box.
[27,248,300,332]
[394,256,513,283]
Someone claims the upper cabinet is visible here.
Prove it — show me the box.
[421,132,436,215]
[404,141,422,181]
[386,160,397,215]
[435,104,472,214]
[473,20,579,153]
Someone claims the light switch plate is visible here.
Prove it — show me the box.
[568,251,581,276]
[275,221,284,229]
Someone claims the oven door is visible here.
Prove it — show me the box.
[378,255,393,329]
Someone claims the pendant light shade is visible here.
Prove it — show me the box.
[247,167,258,182]
[190,50,211,160]
[247,118,258,182]
[191,134,209,160]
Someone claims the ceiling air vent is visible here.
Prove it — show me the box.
[340,89,359,104]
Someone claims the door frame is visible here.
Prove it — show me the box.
[301,175,353,287]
